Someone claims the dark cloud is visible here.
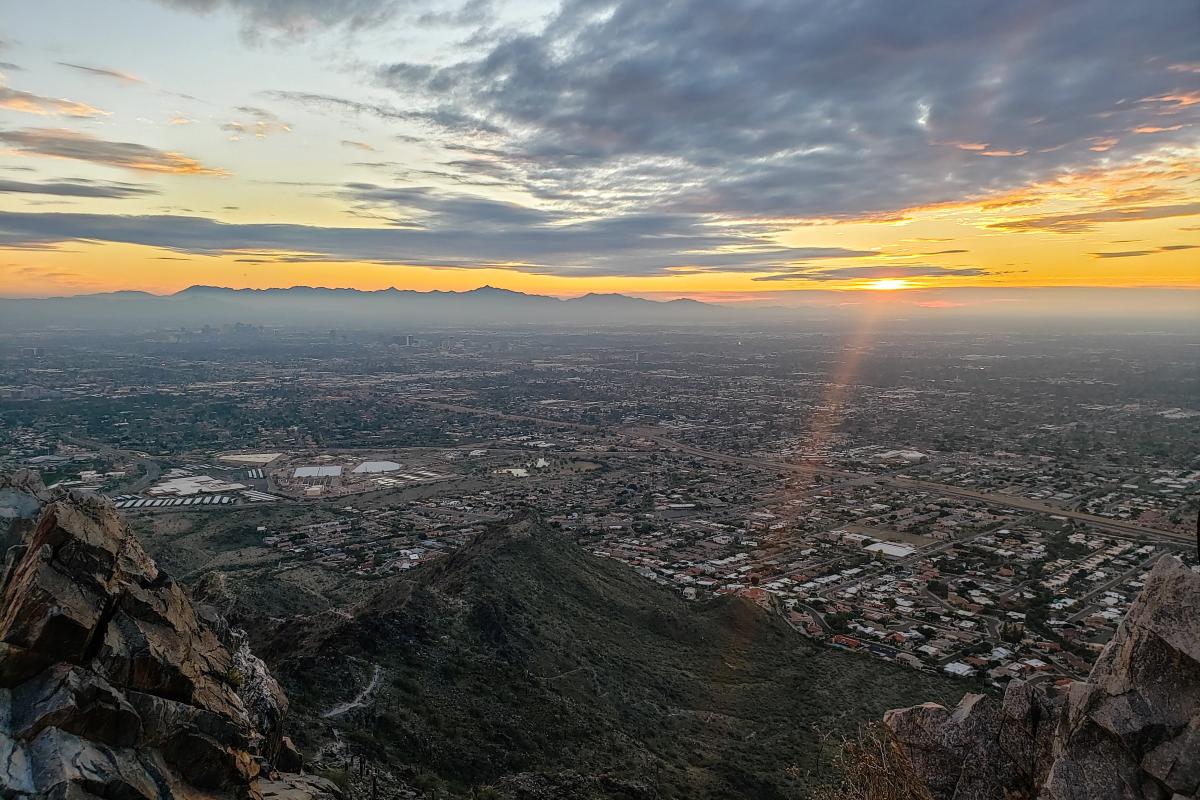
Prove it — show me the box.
[374,0,1200,219]
[0,196,875,277]
[0,128,227,176]
[990,203,1200,233]
[0,62,22,71]
[56,62,144,84]
[154,0,406,41]
[0,178,159,199]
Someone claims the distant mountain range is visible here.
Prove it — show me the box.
[1,285,1196,331]
[0,285,724,329]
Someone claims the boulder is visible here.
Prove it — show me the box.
[883,556,1200,800]
[0,474,336,800]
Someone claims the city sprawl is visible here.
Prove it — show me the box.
[3,324,1197,692]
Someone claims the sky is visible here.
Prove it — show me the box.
[0,0,1197,301]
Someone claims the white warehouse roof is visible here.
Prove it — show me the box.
[293,466,342,478]
[353,461,402,474]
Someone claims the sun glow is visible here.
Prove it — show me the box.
[864,278,911,291]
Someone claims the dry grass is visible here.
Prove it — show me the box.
[809,723,934,800]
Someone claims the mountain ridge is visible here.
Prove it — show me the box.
[0,284,725,330]
[258,511,962,799]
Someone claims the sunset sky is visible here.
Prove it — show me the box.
[0,0,1197,300]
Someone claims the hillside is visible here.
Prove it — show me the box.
[270,514,961,799]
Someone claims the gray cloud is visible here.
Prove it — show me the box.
[262,90,503,135]
[752,265,990,282]
[1090,244,1200,258]
[56,62,144,84]
[373,0,1200,220]
[0,178,159,199]
[0,128,227,176]
[0,193,877,277]
[991,203,1200,233]
[154,0,407,41]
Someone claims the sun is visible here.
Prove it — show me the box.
[864,278,912,291]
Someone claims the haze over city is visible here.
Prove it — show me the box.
[0,0,1197,307]
[1,4,1199,800]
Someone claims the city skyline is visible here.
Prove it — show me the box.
[1,0,1198,300]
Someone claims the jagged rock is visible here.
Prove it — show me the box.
[883,555,1200,800]
[0,470,52,556]
[1042,555,1200,800]
[0,474,335,800]
[277,737,305,773]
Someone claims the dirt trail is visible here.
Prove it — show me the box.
[322,663,382,718]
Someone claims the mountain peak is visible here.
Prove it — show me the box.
[0,473,331,799]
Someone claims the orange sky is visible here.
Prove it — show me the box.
[1,2,1197,299]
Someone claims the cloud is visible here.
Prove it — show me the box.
[0,62,22,72]
[220,106,292,138]
[752,265,990,282]
[154,0,405,41]
[0,86,107,117]
[341,139,377,152]
[0,128,228,176]
[415,0,494,29]
[1090,244,1199,258]
[370,0,1199,220]
[0,195,874,277]
[56,62,144,84]
[0,178,159,199]
[1090,250,1153,259]
[990,202,1200,233]
[263,90,504,135]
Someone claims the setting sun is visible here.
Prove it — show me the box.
[865,279,912,291]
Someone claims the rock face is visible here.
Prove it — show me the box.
[0,473,338,800]
[883,555,1200,800]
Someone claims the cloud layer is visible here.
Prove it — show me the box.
[374,0,1199,220]
[0,191,883,277]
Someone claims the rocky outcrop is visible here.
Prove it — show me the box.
[0,474,338,800]
[883,555,1200,800]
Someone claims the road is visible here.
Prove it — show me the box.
[389,401,1182,544]
[62,434,162,494]
[884,477,1186,543]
